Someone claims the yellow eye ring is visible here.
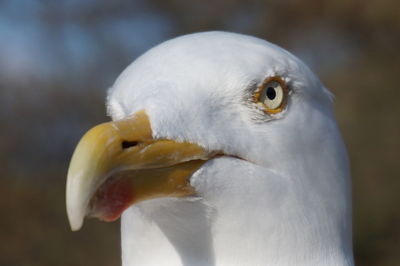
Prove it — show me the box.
[253,76,289,114]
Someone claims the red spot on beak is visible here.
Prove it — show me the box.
[89,176,135,222]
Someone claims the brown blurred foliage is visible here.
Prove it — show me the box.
[0,0,399,265]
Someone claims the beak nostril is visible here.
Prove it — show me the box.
[121,141,139,149]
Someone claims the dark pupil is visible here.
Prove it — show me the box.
[266,87,276,100]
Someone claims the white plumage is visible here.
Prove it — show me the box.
[103,31,353,265]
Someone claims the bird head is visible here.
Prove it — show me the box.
[66,32,352,264]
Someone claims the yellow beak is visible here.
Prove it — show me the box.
[66,110,211,231]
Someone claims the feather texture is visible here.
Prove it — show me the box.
[106,31,353,266]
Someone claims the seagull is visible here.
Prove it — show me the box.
[66,31,354,266]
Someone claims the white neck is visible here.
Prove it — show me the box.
[121,115,353,266]
[121,154,353,266]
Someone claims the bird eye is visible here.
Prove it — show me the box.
[254,77,288,114]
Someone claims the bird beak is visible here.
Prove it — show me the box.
[66,110,210,231]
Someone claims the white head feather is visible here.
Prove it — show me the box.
[107,31,353,266]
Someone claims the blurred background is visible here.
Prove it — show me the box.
[1,0,399,265]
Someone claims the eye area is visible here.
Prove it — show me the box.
[254,76,288,114]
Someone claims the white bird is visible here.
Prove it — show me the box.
[66,31,354,266]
